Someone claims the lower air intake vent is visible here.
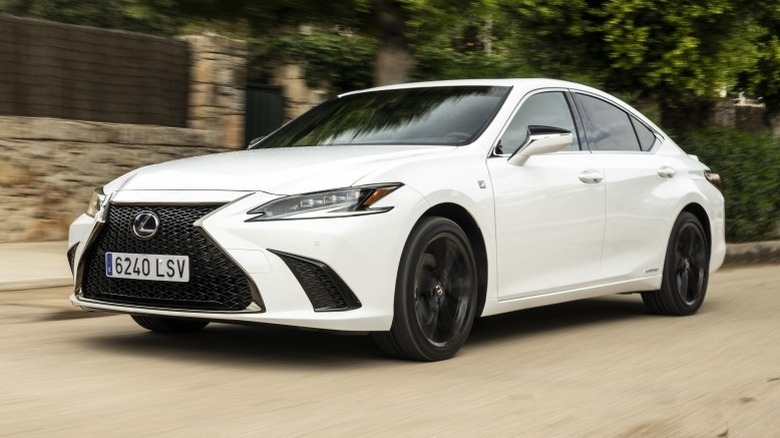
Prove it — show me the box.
[270,250,361,312]
[67,245,77,275]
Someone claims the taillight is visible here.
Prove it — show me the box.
[705,171,721,191]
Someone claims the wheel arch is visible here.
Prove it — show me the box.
[681,202,712,252]
[421,203,488,316]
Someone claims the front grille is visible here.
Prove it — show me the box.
[271,250,361,312]
[80,204,256,311]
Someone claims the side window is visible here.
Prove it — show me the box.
[576,94,641,152]
[497,91,579,155]
[631,117,657,151]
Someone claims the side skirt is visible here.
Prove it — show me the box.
[480,275,662,317]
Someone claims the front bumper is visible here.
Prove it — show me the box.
[69,188,426,331]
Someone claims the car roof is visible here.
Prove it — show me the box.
[338,78,599,97]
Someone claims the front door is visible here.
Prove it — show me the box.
[488,90,606,300]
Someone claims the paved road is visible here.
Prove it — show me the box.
[1,264,779,437]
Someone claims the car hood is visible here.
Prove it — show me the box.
[113,145,453,194]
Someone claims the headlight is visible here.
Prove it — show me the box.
[86,188,106,218]
[246,183,403,221]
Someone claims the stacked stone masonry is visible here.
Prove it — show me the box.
[272,62,328,121]
[179,34,248,149]
[712,100,775,135]
[0,117,223,242]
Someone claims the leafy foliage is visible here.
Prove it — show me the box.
[0,0,184,35]
[679,127,780,242]
[253,27,375,94]
[408,0,606,87]
[744,1,780,116]
[599,0,757,98]
[498,0,604,81]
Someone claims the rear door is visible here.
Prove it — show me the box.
[572,92,681,280]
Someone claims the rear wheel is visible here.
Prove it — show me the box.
[131,315,209,333]
[642,212,709,315]
[372,217,478,361]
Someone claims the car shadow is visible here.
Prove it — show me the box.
[83,322,386,369]
[81,295,655,367]
[469,294,650,346]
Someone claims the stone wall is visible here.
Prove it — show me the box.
[271,62,329,121]
[770,114,780,137]
[712,100,769,134]
[180,34,247,148]
[0,32,246,243]
[0,117,222,242]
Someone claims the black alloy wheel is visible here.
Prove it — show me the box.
[642,212,710,315]
[373,217,478,361]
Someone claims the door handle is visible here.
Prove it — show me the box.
[658,166,677,178]
[578,169,604,184]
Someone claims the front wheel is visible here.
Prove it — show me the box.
[642,212,710,315]
[131,315,209,333]
[372,217,478,361]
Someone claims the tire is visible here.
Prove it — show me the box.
[372,217,478,361]
[131,315,209,333]
[642,212,710,315]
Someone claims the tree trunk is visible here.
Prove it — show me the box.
[371,0,415,86]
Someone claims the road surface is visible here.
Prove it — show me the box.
[1,264,779,437]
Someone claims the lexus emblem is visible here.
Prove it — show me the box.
[132,211,160,240]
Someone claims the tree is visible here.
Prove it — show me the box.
[498,0,604,84]
[121,0,449,86]
[372,0,415,85]
[597,0,758,128]
[0,0,183,35]
[742,0,780,126]
[495,0,766,129]
[124,0,497,86]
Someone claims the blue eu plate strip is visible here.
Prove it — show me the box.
[106,253,113,276]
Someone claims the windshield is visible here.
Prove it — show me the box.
[254,86,511,148]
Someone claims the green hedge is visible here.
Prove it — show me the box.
[677,127,780,242]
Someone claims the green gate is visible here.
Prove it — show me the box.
[245,84,285,145]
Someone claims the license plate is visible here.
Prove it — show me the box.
[106,252,190,282]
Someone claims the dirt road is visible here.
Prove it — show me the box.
[1,264,779,437]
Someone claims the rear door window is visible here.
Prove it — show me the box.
[575,94,642,152]
[631,117,657,151]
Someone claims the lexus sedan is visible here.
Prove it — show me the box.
[68,79,726,361]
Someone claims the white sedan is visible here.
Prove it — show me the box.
[68,79,726,361]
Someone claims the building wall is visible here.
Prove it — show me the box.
[0,27,246,243]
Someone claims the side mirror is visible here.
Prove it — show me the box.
[507,126,572,166]
[247,136,265,149]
